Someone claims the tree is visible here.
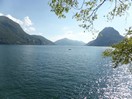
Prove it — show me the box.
[103,27,132,68]
[49,0,132,67]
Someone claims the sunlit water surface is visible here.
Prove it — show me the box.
[0,45,131,99]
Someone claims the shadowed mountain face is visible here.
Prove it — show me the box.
[55,38,85,46]
[0,16,54,45]
[31,35,54,45]
[86,27,124,46]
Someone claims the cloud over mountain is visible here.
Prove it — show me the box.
[0,13,36,34]
[23,16,33,26]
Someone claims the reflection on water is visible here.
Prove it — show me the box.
[0,45,131,99]
[99,64,132,98]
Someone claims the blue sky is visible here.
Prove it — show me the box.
[0,0,132,43]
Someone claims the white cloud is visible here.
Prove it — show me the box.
[28,27,36,31]
[0,13,4,16]
[0,13,97,42]
[6,14,23,25]
[0,13,36,34]
[0,14,23,25]
[23,16,33,26]
[24,27,36,34]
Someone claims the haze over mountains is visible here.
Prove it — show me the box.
[0,16,54,45]
[86,27,124,46]
[55,38,86,46]
[0,16,124,46]
[55,27,124,46]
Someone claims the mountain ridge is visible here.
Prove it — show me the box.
[55,38,85,46]
[0,16,54,45]
[86,27,124,46]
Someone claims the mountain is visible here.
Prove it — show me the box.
[55,38,85,46]
[86,27,124,46]
[31,35,54,45]
[0,16,54,45]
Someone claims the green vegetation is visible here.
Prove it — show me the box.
[0,16,54,45]
[49,0,132,67]
[87,27,124,46]
[49,0,131,30]
[103,28,132,67]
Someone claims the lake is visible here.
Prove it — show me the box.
[0,45,131,99]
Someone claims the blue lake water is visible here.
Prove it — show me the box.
[0,45,131,99]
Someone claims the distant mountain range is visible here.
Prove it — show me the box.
[55,38,85,46]
[86,27,124,46]
[0,16,54,45]
[0,16,124,46]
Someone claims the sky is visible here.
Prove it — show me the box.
[0,0,132,43]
